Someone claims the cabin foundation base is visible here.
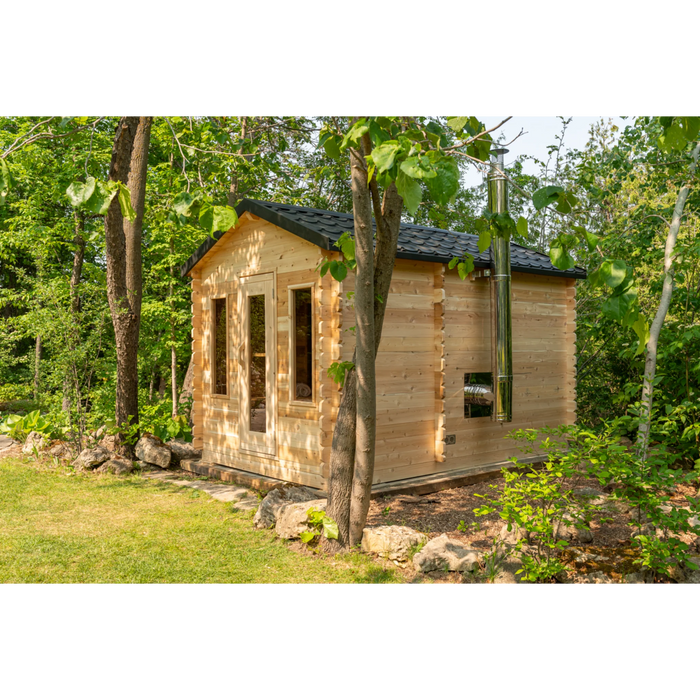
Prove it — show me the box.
[179,459,294,493]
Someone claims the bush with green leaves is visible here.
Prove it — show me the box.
[300,508,339,544]
[0,410,65,441]
[477,423,700,582]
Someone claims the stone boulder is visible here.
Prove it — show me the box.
[681,557,700,584]
[361,526,428,562]
[552,513,594,544]
[22,431,47,454]
[73,446,112,470]
[166,439,202,466]
[275,498,327,540]
[253,485,321,530]
[413,534,481,573]
[97,457,135,475]
[49,442,75,461]
[98,434,119,452]
[573,487,608,507]
[135,435,171,469]
[499,523,531,546]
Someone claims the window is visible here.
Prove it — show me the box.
[213,297,227,395]
[291,287,313,402]
[464,372,492,418]
[249,294,267,432]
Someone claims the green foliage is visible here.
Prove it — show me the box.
[327,361,355,387]
[300,507,339,543]
[484,423,700,581]
[0,409,64,441]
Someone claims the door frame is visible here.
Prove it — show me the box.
[238,272,277,457]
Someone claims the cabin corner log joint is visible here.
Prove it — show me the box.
[182,199,585,491]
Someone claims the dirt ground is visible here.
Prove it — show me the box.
[365,472,700,583]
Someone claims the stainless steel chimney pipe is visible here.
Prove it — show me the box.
[488,148,513,422]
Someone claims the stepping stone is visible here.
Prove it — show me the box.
[232,498,259,512]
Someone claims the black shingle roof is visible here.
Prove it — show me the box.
[180,199,587,280]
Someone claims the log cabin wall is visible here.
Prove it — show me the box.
[441,268,577,467]
[193,214,334,489]
[338,259,438,484]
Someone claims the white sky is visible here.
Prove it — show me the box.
[463,116,628,187]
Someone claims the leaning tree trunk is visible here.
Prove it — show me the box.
[323,144,403,552]
[636,140,700,461]
[104,117,152,456]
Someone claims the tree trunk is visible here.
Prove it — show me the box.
[104,117,152,456]
[64,212,86,414]
[170,235,178,417]
[159,373,166,400]
[348,140,376,546]
[324,172,403,550]
[636,141,700,460]
[33,335,41,400]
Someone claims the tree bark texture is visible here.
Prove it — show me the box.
[326,117,403,552]
[33,335,41,400]
[104,116,152,456]
[636,141,700,460]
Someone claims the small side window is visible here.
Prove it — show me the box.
[213,297,228,395]
[464,372,492,418]
[291,287,313,402]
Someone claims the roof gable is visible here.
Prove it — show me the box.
[181,199,587,280]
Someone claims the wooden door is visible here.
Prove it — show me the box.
[238,274,276,456]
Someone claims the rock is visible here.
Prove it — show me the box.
[166,439,202,465]
[49,442,74,461]
[275,498,327,540]
[618,436,634,448]
[582,571,614,584]
[98,434,118,452]
[624,571,654,588]
[413,534,481,573]
[499,523,531,545]
[134,435,171,469]
[253,485,321,530]
[681,557,700,584]
[553,513,593,544]
[73,446,112,470]
[489,555,525,584]
[97,457,135,475]
[361,526,428,562]
[22,431,47,454]
[573,487,608,506]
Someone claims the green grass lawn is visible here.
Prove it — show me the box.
[0,457,399,583]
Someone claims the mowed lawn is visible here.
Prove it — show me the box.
[0,457,398,583]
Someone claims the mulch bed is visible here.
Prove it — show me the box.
[365,472,700,583]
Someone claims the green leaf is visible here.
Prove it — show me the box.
[448,257,458,270]
[532,185,564,211]
[85,180,118,216]
[323,135,341,160]
[0,159,12,204]
[371,141,401,173]
[212,205,239,233]
[340,119,369,150]
[425,157,460,205]
[172,191,197,217]
[117,183,137,222]
[300,531,315,544]
[329,260,347,282]
[602,289,636,321]
[199,204,214,234]
[549,244,575,270]
[516,216,528,239]
[478,227,491,254]
[447,117,469,132]
[396,169,422,215]
[66,177,96,208]
[632,316,649,354]
[336,232,355,261]
[599,260,627,289]
[400,156,436,180]
[457,258,474,280]
[322,516,339,540]
[658,123,687,153]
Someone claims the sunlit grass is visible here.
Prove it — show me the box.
[0,457,399,584]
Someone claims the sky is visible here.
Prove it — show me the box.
[463,116,628,187]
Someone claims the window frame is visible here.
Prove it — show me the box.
[288,282,316,407]
[210,294,229,398]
